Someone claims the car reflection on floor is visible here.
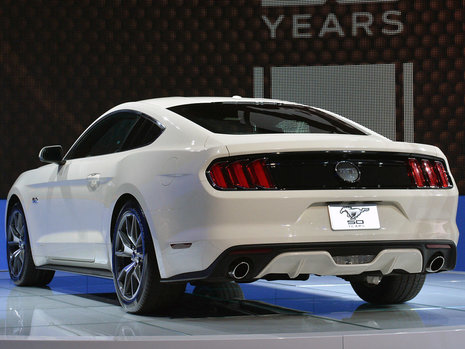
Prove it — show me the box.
[0,271,463,337]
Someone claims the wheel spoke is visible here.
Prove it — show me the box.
[123,262,136,277]
[13,254,21,274]
[117,267,125,284]
[130,216,139,246]
[124,218,132,245]
[134,264,141,283]
[10,257,16,275]
[130,273,135,296]
[115,250,131,258]
[117,261,137,298]
[18,250,25,265]
[8,236,20,246]
[11,249,21,262]
[15,214,24,238]
[118,261,135,281]
[124,272,130,296]
[116,230,133,257]
[134,233,142,249]
[130,265,141,297]
[9,224,21,242]
[10,249,23,276]
[124,262,135,296]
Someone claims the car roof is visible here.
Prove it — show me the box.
[104,96,378,140]
[138,96,300,109]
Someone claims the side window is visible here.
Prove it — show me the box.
[66,112,139,159]
[121,116,164,151]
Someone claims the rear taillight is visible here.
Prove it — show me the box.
[421,159,439,187]
[209,162,229,189]
[227,161,251,188]
[408,159,426,188]
[247,159,275,188]
[207,158,275,190]
[435,161,452,188]
[408,158,451,189]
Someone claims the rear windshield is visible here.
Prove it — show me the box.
[168,103,366,135]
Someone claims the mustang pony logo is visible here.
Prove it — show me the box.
[340,206,369,220]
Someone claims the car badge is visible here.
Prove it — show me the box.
[335,161,360,183]
[340,206,369,220]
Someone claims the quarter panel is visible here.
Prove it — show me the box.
[112,143,228,278]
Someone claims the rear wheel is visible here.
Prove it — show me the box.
[193,282,244,300]
[6,202,55,286]
[112,200,185,314]
[350,273,426,304]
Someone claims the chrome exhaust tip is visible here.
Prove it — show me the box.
[228,261,250,280]
[426,255,445,273]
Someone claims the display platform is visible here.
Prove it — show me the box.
[1,270,465,348]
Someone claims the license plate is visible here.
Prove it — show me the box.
[328,204,380,230]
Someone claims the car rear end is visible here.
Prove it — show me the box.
[198,139,457,282]
[160,99,459,286]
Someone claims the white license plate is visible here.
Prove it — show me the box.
[328,204,380,230]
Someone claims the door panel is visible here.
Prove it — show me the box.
[35,155,117,265]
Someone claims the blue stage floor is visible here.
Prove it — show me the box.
[1,270,465,340]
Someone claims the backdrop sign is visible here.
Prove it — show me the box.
[261,0,404,39]
[0,0,463,196]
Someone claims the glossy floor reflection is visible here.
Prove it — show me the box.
[1,271,465,337]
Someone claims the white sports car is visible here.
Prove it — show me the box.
[6,97,459,313]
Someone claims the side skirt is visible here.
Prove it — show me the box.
[38,264,114,279]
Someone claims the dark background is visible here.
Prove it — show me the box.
[0,0,464,196]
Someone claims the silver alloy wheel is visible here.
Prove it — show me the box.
[114,211,145,302]
[7,210,26,279]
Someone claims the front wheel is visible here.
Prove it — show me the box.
[6,202,55,286]
[350,273,426,304]
[112,200,185,314]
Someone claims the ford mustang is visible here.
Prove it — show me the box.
[5,97,459,313]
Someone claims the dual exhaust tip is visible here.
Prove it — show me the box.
[228,260,251,280]
[426,254,445,273]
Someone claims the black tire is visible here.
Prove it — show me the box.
[350,273,426,304]
[112,200,185,314]
[6,202,55,286]
[193,282,245,300]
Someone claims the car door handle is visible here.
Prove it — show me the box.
[87,173,100,190]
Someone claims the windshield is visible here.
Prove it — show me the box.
[168,103,366,135]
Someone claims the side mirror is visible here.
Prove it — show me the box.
[39,145,66,165]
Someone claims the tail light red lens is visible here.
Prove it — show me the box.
[227,161,251,188]
[408,158,452,189]
[208,158,275,190]
[247,159,275,188]
[435,161,452,188]
[209,162,229,189]
[408,159,426,188]
[421,160,439,187]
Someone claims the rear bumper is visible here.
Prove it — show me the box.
[154,183,458,278]
[255,249,423,278]
[161,240,456,283]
